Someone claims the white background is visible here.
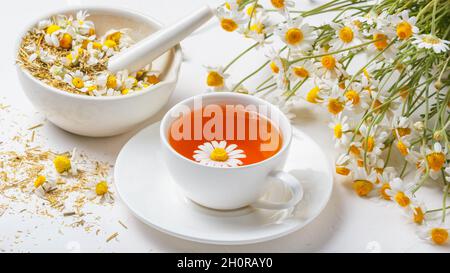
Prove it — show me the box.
[1,0,448,252]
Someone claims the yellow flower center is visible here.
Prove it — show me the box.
[413,207,424,224]
[327,98,344,115]
[373,33,388,50]
[344,90,360,105]
[271,0,285,9]
[92,42,102,50]
[247,5,257,17]
[250,22,264,34]
[270,61,280,74]
[357,159,364,167]
[426,152,445,171]
[396,21,413,40]
[106,32,122,43]
[395,128,411,137]
[285,28,304,45]
[147,75,160,85]
[53,155,71,173]
[221,18,238,32]
[95,181,108,196]
[72,77,84,89]
[206,71,224,87]
[396,141,409,156]
[422,35,440,45]
[334,123,343,139]
[104,39,117,48]
[34,175,46,188]
[431,228,449,245]
[380,183,391,200]
[335,166,350,176]
[88,28,96,36]
[339,26,354,43]
[106,75,117,89]
[46,25,61,35]
[293,66,309,78]
[60,33,73,49]
[306,86,321,104]
[321,55,336,70]
[353,180,374,197]
[394,191,410,207]
[210,148,229,162]
[121,88,130,95]
[363,136,375,153]
[349,145,360,157]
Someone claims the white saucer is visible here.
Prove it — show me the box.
[115,122,333,245]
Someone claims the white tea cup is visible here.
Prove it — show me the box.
[160,92,303,210]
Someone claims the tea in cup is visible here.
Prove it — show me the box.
[160,92,303,210]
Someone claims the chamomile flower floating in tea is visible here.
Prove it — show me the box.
[193,141,246,168]
[17,10,161,97]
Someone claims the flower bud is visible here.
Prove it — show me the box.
[433,130,444,141]
[413,121,425,132]
[434,80,443,90]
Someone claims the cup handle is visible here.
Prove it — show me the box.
[252,170,303,210]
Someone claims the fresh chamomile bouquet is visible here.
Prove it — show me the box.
[206,0,450,245]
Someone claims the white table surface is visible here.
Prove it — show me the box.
[1,0,447,253]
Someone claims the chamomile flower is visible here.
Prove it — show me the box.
[324,86,348,115]
[205,66,229,91]
[49,65,66,80]
[329,20,362,51]
[33,174,57,199]
[407,201,427,225]
[395,135,411,157]
[385,177,414,208]
[359,124,388,157]
[73,10,95,36]
[276,17,317,51]
[64,70,90,91]
[377,168,397,200]
[314,50,346,81]
[116,70,137,93]
[266,48,288,90]
[342,81,370,113]
[29,49,56,64]
[412,34,450,54]
[305,85,324,104]
[335,153,352,176]
[424,143,447,179]
[418,223,450,245]
[215,5,247,33]
[88,180,114,204]
[288,59,315,81]
[102,29,133,49]
[391,115,412,138]
[269,0,295,15]
[193,141,246,168]
[244,12,272,48]
[390,10,418,41]
[352,167,378,197]
[329,113,350,147]
[367,31,398,60]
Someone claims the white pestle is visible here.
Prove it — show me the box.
[107,5,214,73]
